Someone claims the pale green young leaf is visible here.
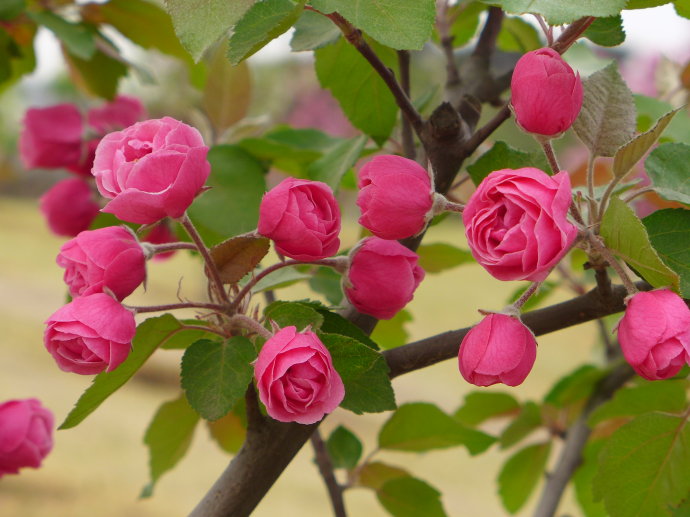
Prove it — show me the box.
[416,243,474,274]
[378,476,448,517]
[64,49,128,100]
[307,134,368,191]
[645,142,690,205]
[643,208,690,297]
[249,266,312,294]
[498,442,551,513]
[634,95,690,143]
[290,9,340,51]
[371,309,411,350]
[480,0,627,24]
[544,364,606,409]
[206,400,247,454]
[500,401,542,448]
[454,392,520,427]
[357,461,409,490]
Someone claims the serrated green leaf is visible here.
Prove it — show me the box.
[290,9,340,51]
[466,141,548,185]
[141,394,199,497]
[480,0,627,24]
[584,15,625,47]
[203,44,251,135]
[371,309,411,350]
[454,392,520,426]
[589,380,687,426]
[600,196,680,291]
[643,209,690,297]
[326,425,363,469]
[497,16,542,53]
[181,337,256,421]
[593,412,690,517]
[573,62,636,157]
[307,134,367,191]
[379,402,496,455]
[500,401,542,448]
[313,305,378,350]
[634,95,690,143]
[315,37,398,146]
[28,11,95,60]
[164,0,255,61]
[310,0,436,50]
[646,142,690,205]
[187,145,266,246]
[227,0,306,65]
[308,266,344,305]
[264,300,324,331]
[64,47,128,100]
[321,333,396,414]
[377,476,448,517]
[416,243,474,274]
[544,364,606,409]
[498,442,551,513]
[60,315,187,429]
[574,440,608,517]
[613,108,679,179]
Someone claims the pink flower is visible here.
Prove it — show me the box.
[44,293,136,375]
[511,48,583,137]
[56,226,146,300]
[616,290,690,380]
[258,178,341,260]
[344,237,425,320]
[0,398,53,477]
[459,313,537,387]
[463,168,577,282]
[39,178,100,237]
[254,326,345,424]
[142,221,178,261]
[92,117,210,224]
[357,155,435,240]
[87,95,146,134]
[19,104,84,170]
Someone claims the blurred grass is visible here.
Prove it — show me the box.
[0,196,597,516]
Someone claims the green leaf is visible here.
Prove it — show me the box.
[28,11,95,60]
[500,401,542,448]
[371,309,411,350]
[310,0,436,50]
[141,394,200,497]
[307,134,368,191]
[416,243,474,274]
[634,95,690,144]
[181,337,257,421]
[466,141,548,185]
[207,406,247,454]
[321,333,396,414]
[583,15,625,47]
[187,145,266,246]
[574,441,608,517]
[249,266,311,293]
[498,442,551,513]
[480,0,627,24]
[164,0,255,61]
[0,0,24,20]
[448,2,485,47]
[264,300,324,331]
[308,266,344,305]
[507,280,557,312]
[60,315,186,429]
[326,425,363,469]
[377,476,448,517]
[290,9,340,51]
[593,412,690,517]
[612,108,680,179]
[313,305,378,350]
[227,0,306,65]
[358,461,409,490]
[626,0,671,7]
[203,45,251,135]
[600,196,680,291]
[454,392,520,427]
[315,37,398,146]
[210,234,270,284]
[497,16,542,53]
[646,142,690,205]
[64,47,128,100]
[573,62,636,158]
[676,0,690,19]
[379,402,496,455]
[544,364,606,409]
[589,380,687,427]
[643,208,690,297]
[160,320,218,350]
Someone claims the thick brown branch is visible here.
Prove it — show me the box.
[397,50,416,160]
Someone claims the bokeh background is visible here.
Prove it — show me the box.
[1,4,690,516]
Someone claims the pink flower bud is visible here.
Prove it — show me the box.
[254,326,345,424]
[344,237,425,320]
[44,293,136,375]
[19,104,84,170]
[616,290,690,380]
[357,155,434,240]
[459,313,537,387]
[463,168,577,282]
[0,398,53,477]
[87,95,146,134]
[258,178,341,260]
[92,117,210,224]
[510,48,583,137]
[57,226,146,301]
[39,178,100,237]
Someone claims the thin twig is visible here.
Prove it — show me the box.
[622,186,655,203]
[436,0,461,88]
[311,430,347,517]
[513,281,543,311]
[126,301,227,314]
[540,138,561,174]
[397,50,416,160]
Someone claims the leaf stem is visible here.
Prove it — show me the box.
[512,281,543,312]
[229,314,273,340]
[585,231,639,296]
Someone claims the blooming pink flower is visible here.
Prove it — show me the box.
[0,398,53,477]
[254,326,345,424]
[258,178,341,260]
[344,237,425,320]
[616,289,690,380]
[44,293,136,375]
[463,168,578,282]
[19,104,84,170]
[39,178,100,237]
[357,155,435,240]
[511,48,583,137]
[87,95,146,134]
[57,226,146,300]
[459,313,537,387]
[92,117,210,224]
